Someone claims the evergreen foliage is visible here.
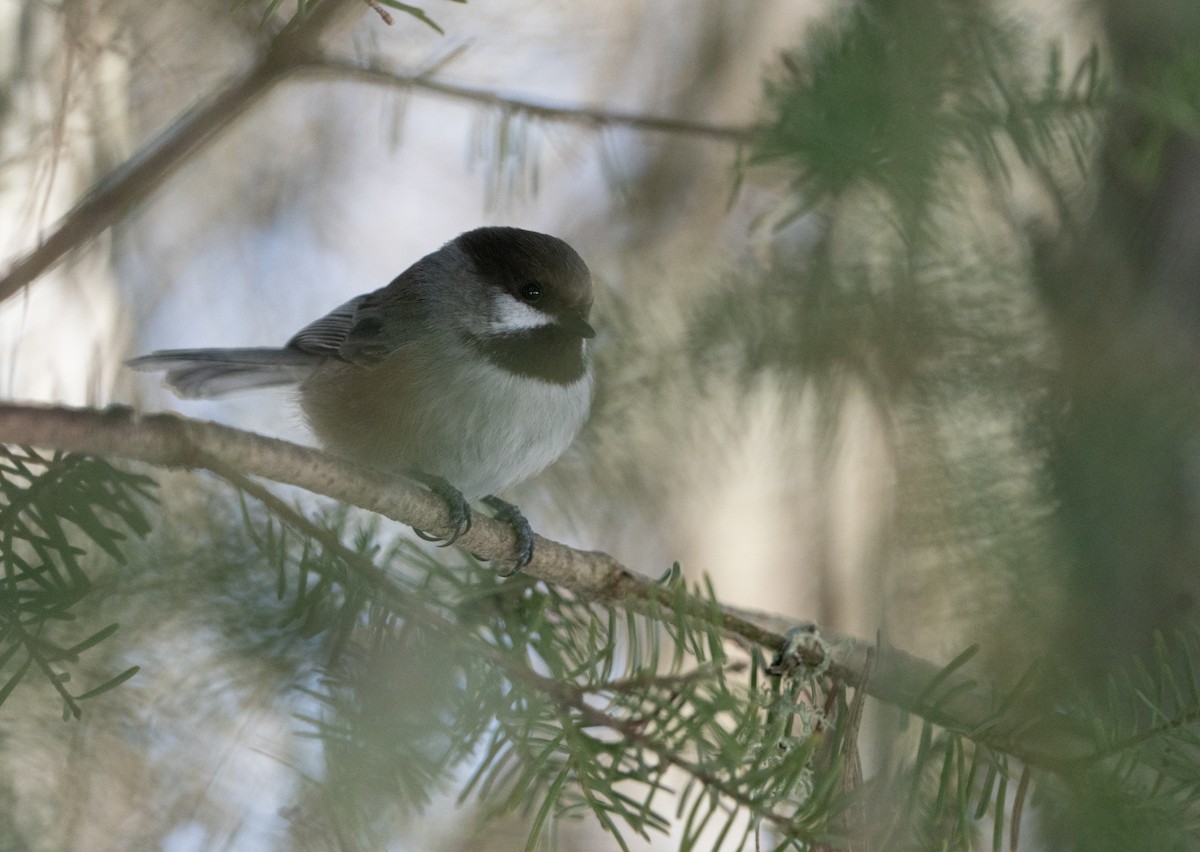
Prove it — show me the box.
[3,454,1200,848]
[237,496,841,848]
[0,447,149,720]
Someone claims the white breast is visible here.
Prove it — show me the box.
[406,349,593,498]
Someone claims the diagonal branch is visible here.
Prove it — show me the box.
[0,0,360,306]
[0,401,1092,771]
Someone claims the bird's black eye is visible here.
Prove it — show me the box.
[519,282,543,303]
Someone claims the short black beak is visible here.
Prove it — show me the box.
[561,313,596,339]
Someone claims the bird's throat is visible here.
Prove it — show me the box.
[472,326,588,385]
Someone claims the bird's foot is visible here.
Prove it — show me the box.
[482,496,534,575]
[411,473,472,546]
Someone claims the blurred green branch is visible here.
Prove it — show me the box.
[0,446,151,718]
[223,467,828,843]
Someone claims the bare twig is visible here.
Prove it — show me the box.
[364,0,395,26]
[298,58,754,142]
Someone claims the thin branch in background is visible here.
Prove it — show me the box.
[301,58,753,142]
[364,0,395,26]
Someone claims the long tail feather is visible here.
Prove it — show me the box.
[128,347,320,399]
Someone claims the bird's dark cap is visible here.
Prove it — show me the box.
[456,226,593,317]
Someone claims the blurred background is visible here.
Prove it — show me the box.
[3,0,1200,848]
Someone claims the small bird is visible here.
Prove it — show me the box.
[130,226,595,570]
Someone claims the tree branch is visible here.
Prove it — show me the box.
[0,401,1091,771]
[0,0,360,306]
[296,58,754,142]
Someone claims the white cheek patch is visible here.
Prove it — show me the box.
[490,294,554,333]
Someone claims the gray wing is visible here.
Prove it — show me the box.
[287,295,369,355]
[286,290,404,366]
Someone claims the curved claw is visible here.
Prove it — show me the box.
[412,474,472,546]
[482,496,535,574]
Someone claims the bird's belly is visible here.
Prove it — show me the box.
[445,367,591,496]
[302,355,592,498]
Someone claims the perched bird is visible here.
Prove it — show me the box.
[130,226,595,570]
